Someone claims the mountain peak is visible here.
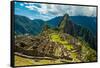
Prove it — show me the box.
[58,13,70,33]
[64,13,69,18]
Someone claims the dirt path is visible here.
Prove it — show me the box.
[15,52,55,60]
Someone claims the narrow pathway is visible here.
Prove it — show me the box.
[15,52,55,60]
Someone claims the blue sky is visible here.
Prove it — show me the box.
[14,2,96,21]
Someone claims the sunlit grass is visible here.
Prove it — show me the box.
[50,33,73,50]
[50,33,68,44]
[65,45,74,50]
[50,33,61,42]
[15,55,33,66]
[15,55,70,66]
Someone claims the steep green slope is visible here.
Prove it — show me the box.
[15,15,45,35]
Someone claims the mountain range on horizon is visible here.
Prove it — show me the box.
[47,16,97,35]
[14,15,97,35]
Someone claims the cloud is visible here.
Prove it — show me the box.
[24,3,46,14]
[25,6,36,10]
[16,2,96,20]
[70,6,96,16]
[46,5,96,17]
[20,3,24,6]
[24,3,96,17]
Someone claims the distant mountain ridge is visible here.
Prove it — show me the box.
[47,16,97,35]
[70,16,97,35]
[47,16,63,28]
[14,15,45,35]
[15,15,96,35]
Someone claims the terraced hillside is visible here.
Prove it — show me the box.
[14,14,97,66]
